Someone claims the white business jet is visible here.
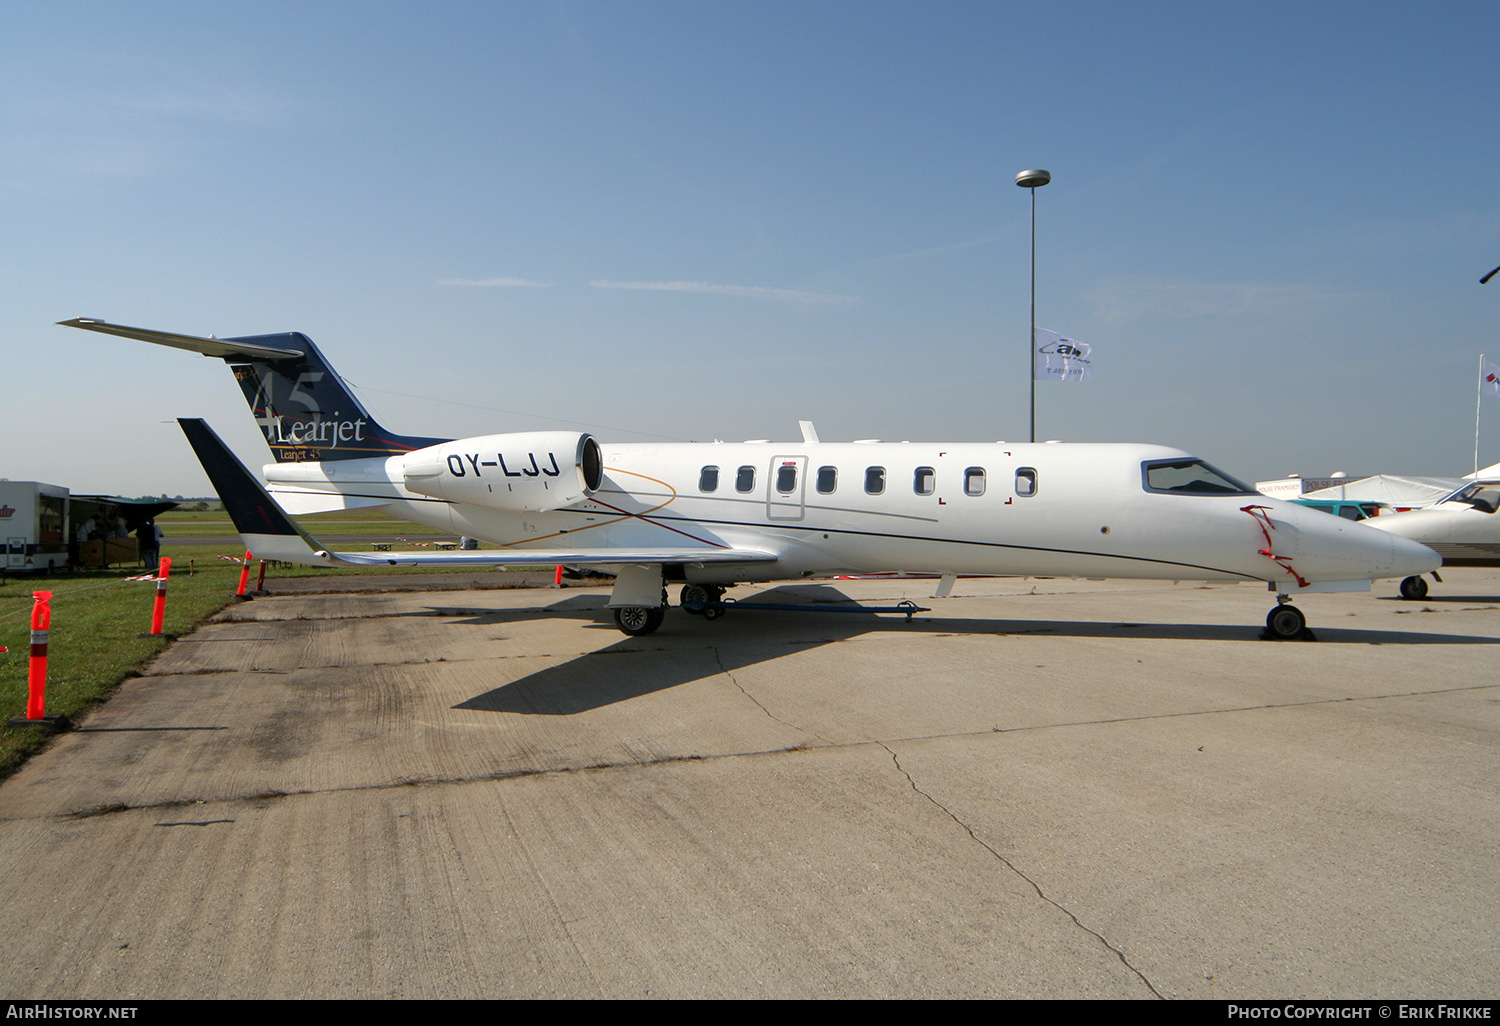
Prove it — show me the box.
[1364,477,1500,599]
[61,318,1438,639]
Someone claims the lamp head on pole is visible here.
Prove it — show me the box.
[1015,169,1051,189]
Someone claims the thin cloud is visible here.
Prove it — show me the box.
[591,279,859,305]
[437,277,554,288]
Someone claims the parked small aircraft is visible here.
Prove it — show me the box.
[62,317,1439,638]
[1365,479,1500,599]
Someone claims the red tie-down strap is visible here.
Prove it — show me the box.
[1241,505,1309,588]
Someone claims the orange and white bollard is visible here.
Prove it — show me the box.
[26,591,52,720]
[8,591,67,731]
[554,564,564,587]
[150,558,172,636]
[236,549,253,596]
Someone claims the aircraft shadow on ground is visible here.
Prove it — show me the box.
[421,586,1500,716]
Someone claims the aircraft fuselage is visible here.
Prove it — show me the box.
[265,439,1426,590]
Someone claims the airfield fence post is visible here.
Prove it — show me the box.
[255,559,267,592]
[25,591,53,720]
[149,558,172,636]
[236,550,253,596]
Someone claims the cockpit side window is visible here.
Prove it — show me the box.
[1449,483,1500,513]
[1141,459,1256,496]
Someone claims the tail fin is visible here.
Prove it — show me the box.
[61,318,448,462]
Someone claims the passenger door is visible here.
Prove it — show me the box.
[766,456,807,521]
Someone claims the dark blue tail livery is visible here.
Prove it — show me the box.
[221,331,447,462]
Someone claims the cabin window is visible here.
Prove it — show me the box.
[776,463,798,494]
[699,466,719,492]
[865,466,886,495]
[914,467,935,495]
[1013,468,1035,497]
[1141,459,1255,496]
[816,466,837,494]
[965,468,987,496]
[736,465,756,493]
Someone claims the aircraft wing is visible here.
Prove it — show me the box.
[178,418,778,569]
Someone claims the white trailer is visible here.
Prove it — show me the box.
[0,481,70,572]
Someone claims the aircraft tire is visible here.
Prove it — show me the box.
[680,584,710,613]
[614,605,665,636]
[1264,603,1307,641]
[1399,575,1429,601]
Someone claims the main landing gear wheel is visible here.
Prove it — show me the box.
[613,605,665,636]
[1263,603,1312,641]
[679,584,726,615]
[1399,575,1429,601]
[680,584,710,613]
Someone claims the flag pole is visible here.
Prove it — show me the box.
[1476,354,1485,479]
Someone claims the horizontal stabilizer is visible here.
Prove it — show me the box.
[59,318,304,361]
[179,417,778,570]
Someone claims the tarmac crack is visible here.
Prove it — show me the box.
[710,646,831,746]
[877,741,1165,1000]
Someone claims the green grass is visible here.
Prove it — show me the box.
[0,561,246,778]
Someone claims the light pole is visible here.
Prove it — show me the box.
[1016,169,1051,443]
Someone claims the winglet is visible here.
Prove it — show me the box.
[178,418,347,566]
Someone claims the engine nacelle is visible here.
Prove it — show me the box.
[400,432,603,512]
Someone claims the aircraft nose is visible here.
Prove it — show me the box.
[1387,532,1442,578]
[1286,506,1440,580]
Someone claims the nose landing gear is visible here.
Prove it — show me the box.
[1398,575,1430,601]
[1263,599,1315,641]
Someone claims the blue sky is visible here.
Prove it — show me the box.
[4,1,1498,495]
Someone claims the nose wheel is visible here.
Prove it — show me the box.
[1398,575,1429,601]
[1263,602,1314,641]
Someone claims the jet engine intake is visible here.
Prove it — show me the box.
[401,431,602,511]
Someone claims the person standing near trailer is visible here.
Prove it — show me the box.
[137,519,161,570]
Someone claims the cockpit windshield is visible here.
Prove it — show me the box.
[1141,459,1256,496]
[1441,482,1500,513]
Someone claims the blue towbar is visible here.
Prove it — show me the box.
[682,598,929,623]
